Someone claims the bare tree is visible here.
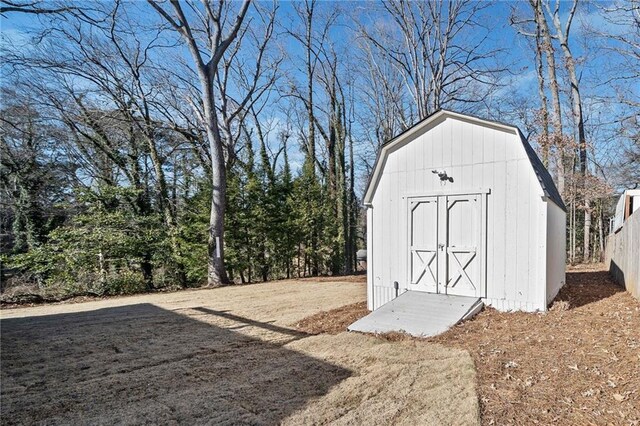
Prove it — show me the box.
[282,0,336,275]
[282,2,360,274]
[284,0,339,172]
[356,35,410,155]
[314,40,353,273]
[534,16,551,166]
[6,0,211,284]
[590,0,640,109]
[510,0,567,195]
[587,1,640,188]
[1,0,78,15]
[531,0,563,138]
[0,89,70,253]
[148,0,256,285]
[543,0,590,260]
[360,0,506,120]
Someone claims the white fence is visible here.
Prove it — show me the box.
[605,211,640,300]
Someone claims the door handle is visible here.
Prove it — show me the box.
[438,243,445,250]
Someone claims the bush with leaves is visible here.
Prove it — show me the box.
[5,186,165,296]
[176,183,210,286]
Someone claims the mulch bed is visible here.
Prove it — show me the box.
[295,264,640,425]
[295,275,367,284]
[295,302,369,335]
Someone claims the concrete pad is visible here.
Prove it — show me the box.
[348,291,483,338]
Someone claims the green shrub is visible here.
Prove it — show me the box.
[104,270,147,295]
[4,186,166,297]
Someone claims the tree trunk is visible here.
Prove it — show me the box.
[204,88,230,286]
[143,0,253,285]
[207,157,229,285]
[532,0,564,194]
[286,248,291,279]
[145,133,187,286]
[569,198,576,264]
[305,1,316,166]
[546,0,589,261]
[598,206,604,261]
[98,250,107,288]
[345,132,356,275]
[141,253,153,289]
[584,196,591,261]
[297,243,301,278]
[534,19,550,166]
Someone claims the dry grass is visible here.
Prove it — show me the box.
[1,276,479,425]
[285,333,479,426]
[296,274,367,284]
[0,277,366,322]
[0,275,369,309]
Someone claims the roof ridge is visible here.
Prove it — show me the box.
[364,110,566,212]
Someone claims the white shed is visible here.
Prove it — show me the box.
[364,110,566,313]
[611,188,640,233]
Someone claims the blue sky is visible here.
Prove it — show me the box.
[0,0,623,103]
[1,1,634,187]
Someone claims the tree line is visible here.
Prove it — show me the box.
[509,0,639,262]
[1,0,638,298]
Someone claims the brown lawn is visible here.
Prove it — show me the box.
[1,277,478,426]
[5,265,632,425]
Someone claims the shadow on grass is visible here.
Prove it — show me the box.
[553,269,625,309]
[1,303,351,424]
[191,307,310,339]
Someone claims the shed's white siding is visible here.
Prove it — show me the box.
[546,202,566,304]
[367,113,566,312]
[366,207,374,310]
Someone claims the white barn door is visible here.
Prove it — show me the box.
[408,197,439,293]
[407,193,486,298]
[443,194,483,298]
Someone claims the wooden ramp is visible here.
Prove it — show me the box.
[348,291,483,338]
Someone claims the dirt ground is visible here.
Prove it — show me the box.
[306,264,640,426]
[1,277,479,425]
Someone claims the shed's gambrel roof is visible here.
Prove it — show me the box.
[518,131,567,211]
[364,109,566,211]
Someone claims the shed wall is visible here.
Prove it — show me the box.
[546,202,567,304]
[366,207,373,310]
[369,116,549,312]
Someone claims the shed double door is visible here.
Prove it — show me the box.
[408,194,485,298]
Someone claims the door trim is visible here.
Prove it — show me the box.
[406,196,439,293]
[403,188,491,199]
[404,190,489,298]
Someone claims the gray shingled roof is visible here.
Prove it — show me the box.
[518,133,567,212]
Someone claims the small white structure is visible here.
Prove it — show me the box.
[364,110,566,312]
[611,188,640,233]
